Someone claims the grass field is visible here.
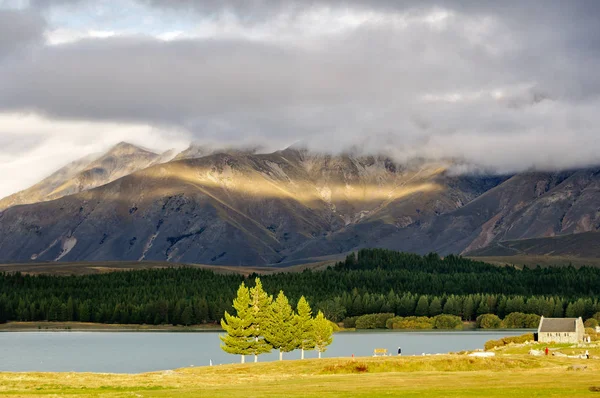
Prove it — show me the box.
[1,347,600,397]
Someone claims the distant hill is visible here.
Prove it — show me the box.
[1,143,599,265]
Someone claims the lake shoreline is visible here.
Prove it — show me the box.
[0,321,535,333]
[0,329,530,373]
[0,321,224,332]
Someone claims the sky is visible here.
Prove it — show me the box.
[1,0,600,198]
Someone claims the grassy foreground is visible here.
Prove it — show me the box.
[1,352,600,397]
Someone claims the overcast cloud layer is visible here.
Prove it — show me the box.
[1,0,600,198]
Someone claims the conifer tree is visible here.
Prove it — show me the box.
[553,299,565,317]
[265,291,296,361]
[220,282,254,364]
[398,294,416,316]
[313,311,334,359]
[249,278,273,362]
[294,296,316,359]
[428,297,442,317]
[462,296,475,321]
[415,296,429,316]
[443,296,461,317]
[476,299,490,316]
[181,305,193,326]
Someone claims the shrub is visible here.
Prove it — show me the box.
[386,316,435,330]
[503,312,541,328]
[343,316,358,328]
[523,314,541,328]
[502,312,526,328]
[484,333,534,351]
[585,328,599,342]
[355,315,377,329]
[330,320,341,332]
[476,314,502,329]
[375,313,395,328]
[433,314,463,330]
[386,316,401,329]
[584,318,599,329]
[385,314,463,330]
[355,313,395,329]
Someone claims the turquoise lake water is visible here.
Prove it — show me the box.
[0,330,528,373]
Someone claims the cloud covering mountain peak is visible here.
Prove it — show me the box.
[1,0,600,197]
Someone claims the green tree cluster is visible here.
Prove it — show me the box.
[220,278,333,362]
[2,249,600,326]
[476,314,502,329]
[385,315,462,330]
[584,318,599,328]
[354,313,395,329]
[502,312,541,329]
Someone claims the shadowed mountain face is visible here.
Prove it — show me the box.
[1,143,599,265]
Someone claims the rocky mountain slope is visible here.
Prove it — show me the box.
[0,142,175,211]
[0,143,599,265]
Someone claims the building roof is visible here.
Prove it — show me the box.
[538,317,578,333]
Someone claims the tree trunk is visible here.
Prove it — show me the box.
[318,351,322,359]
[301,348,305,360]
[241,355,245,364]
[279,350,283,361]
[254,337,259,363]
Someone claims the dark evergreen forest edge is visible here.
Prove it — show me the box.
[1,249,600,327]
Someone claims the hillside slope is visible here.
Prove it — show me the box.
[286,169,600,261]
[466,231,600,258]
[2,144,600,266]
[0,150,501,265]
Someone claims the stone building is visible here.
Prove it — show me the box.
[537,316,585,343]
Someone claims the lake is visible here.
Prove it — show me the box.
[0,330,528,373]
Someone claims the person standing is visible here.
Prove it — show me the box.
[397,347,402,356]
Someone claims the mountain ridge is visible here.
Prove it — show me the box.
[0,142,174,211]
[1,143,599,265]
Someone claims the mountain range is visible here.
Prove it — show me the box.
[0,142,599,266]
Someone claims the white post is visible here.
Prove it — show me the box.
[241,355,245,364]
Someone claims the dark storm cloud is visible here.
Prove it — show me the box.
[2,0,600,173]
[0,9,46,59]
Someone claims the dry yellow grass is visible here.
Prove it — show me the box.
[1,354,600,397]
